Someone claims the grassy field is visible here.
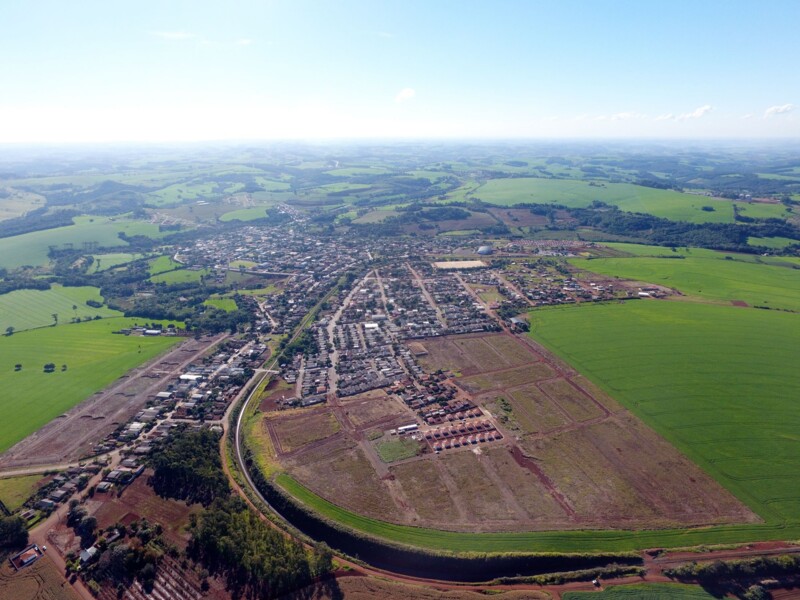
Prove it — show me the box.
[474,178,736,224]
[376,438,420,463]
[150,267,210,284]
[219,206,273,222]
[204,297,237,312]
[571,254,800,310]
[529,301,800,524]
[0,216,163,269]
[148,255,182,275]
[562,583,718,599]
[0,474,43,511]
[749,235,798,249]
[0,285,121,333]
[87,252,148,273]
[0,317,180,453]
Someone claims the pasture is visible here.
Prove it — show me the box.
[87,252,148,273]
[529,301,800,524]
[474,178,736,224]
[0,317,180,453]
[150,267,210,284]
[203,297,237,312]
[0,285,121,333]
[148,255,182,275]
[570,254,800,310]
[0,474,43,511]
[0,216,163,269]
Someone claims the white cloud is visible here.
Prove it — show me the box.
[676,105,713,121]
[740,113,754,120]
[150,30,196,41]
[764,103,795,118]
[655,113,674,121]
[395,88,415,103]
[610,112,645,121]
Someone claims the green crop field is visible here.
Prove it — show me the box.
[571,254,800,310]
[0,318,180,453]
[0,216,163,269]
[0,285,121,333]
[474,178,736,224]
[562,583,718,599]
[530,301,800,524]
[749,236,798,249]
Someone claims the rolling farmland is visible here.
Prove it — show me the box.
[0,285,121,333]
[0,216,163,269]
[570,254,800,310]
[474,178,736,223]
[0,317,180,453]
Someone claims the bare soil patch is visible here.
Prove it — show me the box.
[270,409,341,454]
[341,390,411,429]
[390,460,461,524]
[505,384,570,433]
[459,363,555,394]
[537,379,606,422]
[488,207,550,229]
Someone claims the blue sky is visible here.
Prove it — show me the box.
[1,0,798,142]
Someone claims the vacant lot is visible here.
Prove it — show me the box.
[506,384,569,433]
[375,437,420,462]
[0,285,121,333]
[0,318,180,454]
[342,390,409,428]
[459,363,555,393]
[270,409,341,453]
[530,300,800,524]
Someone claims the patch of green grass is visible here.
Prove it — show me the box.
[148,255,183,275]
[0,317,180,453]
[375,438,420,463]
[204,297,237,312]
[87,252,148,273]
[0,285,122,333]
[0,475,44,511]
[0,217,164,270]
[229,260,257,269]
[150,268,210,284]
[530,301,800,524]
[735,201,791,220]
[562,583,719,599]
[570,255,800,310]
[147,182,219,206]
[219,206,272,222]
[475,178,737,223]
[749,236,798,249]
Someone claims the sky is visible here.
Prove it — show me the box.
[0,0,798,142]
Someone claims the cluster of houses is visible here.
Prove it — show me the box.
[416,266,500,334]
[500,261,619,306]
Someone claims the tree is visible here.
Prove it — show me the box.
[51,313,58,326]
[4,326,13,336]
[0,516,29,552]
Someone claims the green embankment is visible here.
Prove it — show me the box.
[475,178,736,224]
[0,318,181,453]
[0,285,121,333]
[562,583,719,599]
